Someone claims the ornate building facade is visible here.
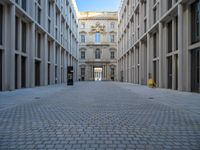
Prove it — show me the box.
[118,0,200,92]
[0,0,79,91]
[78,12,118,81]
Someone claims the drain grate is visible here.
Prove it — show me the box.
[34,97,40,99]
[148,97,154,99]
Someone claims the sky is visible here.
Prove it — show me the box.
[76,0,121,12]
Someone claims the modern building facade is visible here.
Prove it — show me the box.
[78,12,118,81]
[0,0,79,91]
[118,0,200,92]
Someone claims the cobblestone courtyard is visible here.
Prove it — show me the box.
[0,82,200,150]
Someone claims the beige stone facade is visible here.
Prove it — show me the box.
[0,0,79,91]
[78,12,118,81]
[118,0,200,92]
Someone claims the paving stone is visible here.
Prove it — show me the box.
[0,82,200,149]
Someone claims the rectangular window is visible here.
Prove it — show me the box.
[48,1,51,17]
[96,32,100,43]
[110,52,115,59]
[153,8,157,23]
[81,35,85,43]
[153,61,157,84]
[175,16,178,50]
[48,19,51,33]
[21,0,26,11]
[153,33,157,58]
[15,16,18,50]
[48,41,51,61]
[81,23,85,29]
[21,21,26,53]
[37,7,41,24]
[37,33,41,58]
[168,21,172,53]
[81,51,85,59]
[81,68,85,76]
[191,0,200,44]
[0,50,2,91]
[167,56,173,89]
[0,4,3,45]
[111,23,115,29]
[168,0,172,10]
[110,35,115,43]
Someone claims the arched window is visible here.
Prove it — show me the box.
[95,32,100,43]
[95,49,101,59]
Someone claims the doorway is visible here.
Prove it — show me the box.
[35,61,40,86]
[191,49,200,92]
[21,56,26,88]
[167,56,173,89]
[0,51,2,91]
[94,67,102,81]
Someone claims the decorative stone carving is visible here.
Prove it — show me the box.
[90,22,106,34]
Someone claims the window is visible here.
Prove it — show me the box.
[95,32,100,43]
[81,68,85,76]
[48,41,51,61]
[168,0,172,10]
[153,8,157,23]
[21,0,26,11]
[168,21,172,53]
[48,1,51,17]
[81,22,85,29]
[81,51,85,59]
[36,33,41,58]
[0,4,3,45]
[153,33,157,58]
[191,0,200,44]
[110,51,115,59]
[81,35,85,43]
[95,49,101,59]
[15,17,18,50]
[111,22,115,29]
[37,7,41,24]
[21,21,26,53]
[110,35,115,43]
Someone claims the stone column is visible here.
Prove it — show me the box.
[159,23,164,88]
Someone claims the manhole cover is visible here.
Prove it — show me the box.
[148,97,154,99]
[34,97,40,99]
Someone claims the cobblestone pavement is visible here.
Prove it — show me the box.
[0,82,200,150]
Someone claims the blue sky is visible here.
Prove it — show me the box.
[76,0,121,12]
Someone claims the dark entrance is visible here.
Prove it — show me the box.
[167,56,173,89]
[48,64,50,85]
[67,66,73,85]
[175,54,178,90]
[21,56,26,88]
[35,61,40,86]
[15,54,18,89]
[0,51,2,91]
[191,49,200,92]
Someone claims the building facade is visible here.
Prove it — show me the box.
[118,0,200,92]
[78,12,118,81]
[0,0,79,91]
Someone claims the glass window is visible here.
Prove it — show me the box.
[110,35,115,43]
[95,49,101,59]
[81,51,85,59]
[22,0,26,11]
[81,23,85,29]
[95,32,100,43]
[191,0,200,44]
[153,33,157,58]
[81,35,85,43]
[37,33,41,58]
[15,16,18,50]
[0,4,3,45]
[21,21,26,53]
[111,22,115,29]
[110,52,115,59]
[81,68,85,76]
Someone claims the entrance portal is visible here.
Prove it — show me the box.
[94,67,102,81]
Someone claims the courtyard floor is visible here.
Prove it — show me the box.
[0,82,200,150]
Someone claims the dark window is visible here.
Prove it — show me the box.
[38,7,41,24]
[15,54,18,89]
[153,61,157,84]
[81,68,85,76]
[153,33,157,58]
[153,8,157,23]
[15,17,18,50]
[21,0,26,11]
[81,35,85,43]
[0,50,2,91]
[81,51,85,59]
[95,49,101,59]
[168,0,172,10]
[175,16,178,50]
[37,33,41,58]
[35,61,40,86]
[0,4,3,45]
[48,1,51,17]
[191,0,200,44]
[48,41,51,61]
[22,21,26,53]
[110,51,115,59]
[168,21,172,53]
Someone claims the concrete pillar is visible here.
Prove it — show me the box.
[178,4,183,91]
[159,23,164,88]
